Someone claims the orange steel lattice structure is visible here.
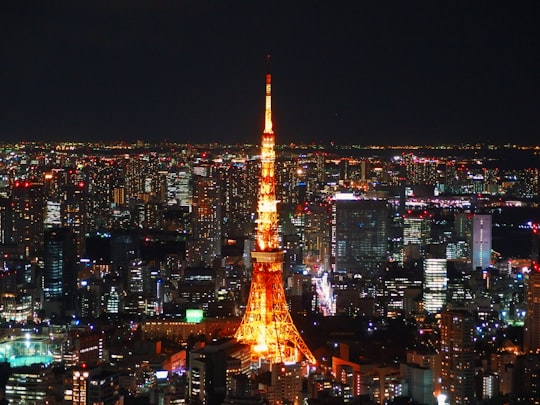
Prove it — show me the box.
[234,73,316,365]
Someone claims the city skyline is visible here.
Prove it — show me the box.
[0,132,539,402]
[2,1,540,146]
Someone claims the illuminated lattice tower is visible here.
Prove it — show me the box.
[234,72,316,365]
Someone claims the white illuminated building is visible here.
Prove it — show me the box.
[423,259,447,313]
[472,214,492,270]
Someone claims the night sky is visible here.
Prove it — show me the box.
[1,1,539,146]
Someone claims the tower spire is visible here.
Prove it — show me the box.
[264,54,273,135]
[264,73,273,134]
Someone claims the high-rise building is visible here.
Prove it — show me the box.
[189,163,222,265]
[5,365,55,404]
[402,363,434,405]
[440,309,475,405]
[472,214,492,270]
[403,212,432,261]
[0,197,13,244]
[531,222,540,271]
[66,366,122,404]
[403,213,431,246]
[190,338,251,405]
[423,259,447,313]
[221,160,257,238]
[11,181,45,256]
[524,271,540,353]
[402,154,439,185]
[234,71,315,366]
[43,227,76,317]
[331,193,389,276]
[454,213,472,240]
[60,183,88,258]
[267,363,304,404]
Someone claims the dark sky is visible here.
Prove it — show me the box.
[1,1,539,145]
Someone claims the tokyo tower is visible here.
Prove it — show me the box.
[234,70,316,365]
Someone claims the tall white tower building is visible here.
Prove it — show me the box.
[472,214,492,270]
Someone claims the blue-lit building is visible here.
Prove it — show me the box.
[43,227,76,318]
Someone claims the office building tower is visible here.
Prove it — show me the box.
[303,203,331,268]
[276,156,301,206]
[524,271,540,353]
[221,161,257,238]
[406,347,441,401]
[235,72,315,365]
[531,222,540,271]
[403,154,439,185]
[267,363,304,404]
[60,183,88,258]
[402,211,432,262]
[43,227,76,317]
[179,266,217,315]
[472,214,492,270]
[423,259,447,313]
[167,166,193,207]
[440,309,475,405]
[0,197,13,244]
[11,181,45,256]
[384,276,422,318]
[189,338,251,405]
[66,367,121,404]
[331,193,389,275]
[189,163,222,265]
[403,213,431,246]
[481,373,500,400]
[5,365,55,404]
[402,363,434,405]
[454,213,472,240]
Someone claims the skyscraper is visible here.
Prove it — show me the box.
[423,258,447,314]
[331,193,389,276]
[189,163,222,265]
[234,71,315,366]
[11,181,45,256]
[43,227,76,317]
[524,271,540,353]
[440,309,475,405]
[471,214,492,270]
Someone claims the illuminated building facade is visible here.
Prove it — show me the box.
[60,182,88,258]
[0,197,13,244]
[190,339,251,405]
[142,318,240,343]
[189,163,222,265]
[402,153,440,185]
[234,72,315,365]
[67,367,121,405]
[11,181,45,256]
[472,214,492,270]
[531,222,540,271]
[0,292,33,322]
[221,160,258,238]
[331,194,389,275]
[403,214,431,246]
[423,258,447,313]
[524,271,540,353]
[440,309,475,405]
[43,227,76,317]
[267,363,304,404]
[5,365,55,404]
